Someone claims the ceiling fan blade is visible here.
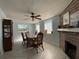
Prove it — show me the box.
[24,11,41,21]
[35,15,41,17]
[35,17,41,20]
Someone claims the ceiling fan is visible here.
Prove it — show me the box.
[25,12,42,21]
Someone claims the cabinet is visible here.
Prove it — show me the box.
[3,19,13,52]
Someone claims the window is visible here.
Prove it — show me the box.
[36,23,40,33]
[17,24,28,31]
[44,20,52,34]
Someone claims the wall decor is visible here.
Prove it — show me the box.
[63,12,70,25]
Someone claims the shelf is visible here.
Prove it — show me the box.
[3,19,13,52]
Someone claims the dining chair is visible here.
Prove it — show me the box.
[26,37,34,48]
[25,32,28,41]
[37,32,44,49]
[25,32,31,47]
[33,32,44,53]
[21,32,27,45]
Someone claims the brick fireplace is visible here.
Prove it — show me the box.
[59,32,79,59]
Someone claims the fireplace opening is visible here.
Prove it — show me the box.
[65,41,77,59]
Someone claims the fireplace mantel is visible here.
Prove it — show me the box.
[57,28,79,32]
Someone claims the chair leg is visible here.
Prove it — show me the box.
[37,48,38,53]
[22,41,26,46]
[27,43,29,48]
[42,45,44,51]
[22,41,24,45]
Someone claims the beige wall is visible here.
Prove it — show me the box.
[36,16,60,46]
[0,8,6,55]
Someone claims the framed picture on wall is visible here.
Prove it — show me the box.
[63,12,70,25]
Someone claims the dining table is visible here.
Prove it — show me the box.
[26,33,37,48]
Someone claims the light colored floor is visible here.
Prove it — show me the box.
[0,41,69,59]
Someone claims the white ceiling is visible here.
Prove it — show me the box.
[0,0,72,23]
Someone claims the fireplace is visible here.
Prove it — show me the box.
[65,41,77,59]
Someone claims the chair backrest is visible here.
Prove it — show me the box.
[25,32,28,40]
[37,32,43,45]
[21,32,25,41]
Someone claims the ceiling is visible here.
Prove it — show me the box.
[0,0,72,23]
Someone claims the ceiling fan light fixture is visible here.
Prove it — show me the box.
[25,12,41,21]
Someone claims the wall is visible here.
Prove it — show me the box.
[52,16,60,46]
[70,10,79,27]
[43,16,60,46]
[31,24,36,34]
[36,16,60,46]
[0,8,6,55]
[13,21,36,42]
[39,21,44,32]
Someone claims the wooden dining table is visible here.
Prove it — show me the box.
[27,34,37,48]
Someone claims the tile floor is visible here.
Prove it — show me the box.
[0,41,69,59]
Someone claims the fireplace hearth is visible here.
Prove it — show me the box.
[65,41,77,59]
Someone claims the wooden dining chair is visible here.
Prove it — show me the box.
[25,32,28,41]
[37,32,44,50]
[27,37,34,48]
[33,32,44,53]
[21,32,27,45]
[25,32,32,47]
